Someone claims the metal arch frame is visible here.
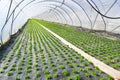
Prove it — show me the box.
[96,0,108,29]
[50,11,60,22]
[13,0,35,22]
[1,0,120,45]
[95,0,120,32]
[42,10,60,23]
[38,10,63,23]
[34,0,65,22]
[9,0,66,35]
[35,0,82,27]
[44,6,68,24]
[7,0,32,20]
[0,0,71,45]
[48,4,73,25]
[89,0,118,31]
[71,0,92,29]
[2,0,25,26]
[110,1,120,32]
[72,0,108,31]
[13,1,68,25]
[47,0,73,24]
[0,0,65,45]
[47,6,67,24]
[86,0,120,19]
[6,0,13,22]
[86,0,107,31]
[10,0,36,36]
[0,0,13,45]
[72,0,99,31]
[44,0,107,31]
[111,25,120,32]
[0,0,27,44]
[12,0,65,23]
[62,2,82,27]
[10,10,15,37]
[1,0,81,44]
[103,0,118,15]
[50,10,64,23]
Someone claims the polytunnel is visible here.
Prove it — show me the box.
[0,0,120,80]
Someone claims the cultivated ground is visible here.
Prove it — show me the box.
[0,19,115,80]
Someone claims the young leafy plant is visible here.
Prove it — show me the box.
[25,76,30,79]
[72,69,78,74]
[16,78,21,80]
[46,75,52,80]
[0,70,5,73]
[74,75,81,80]
[35,73,41,78]
[53,74,59,78]
[60,65,65,69]
[85,73,91,78]
[67,77,73,80]
[52,68,57,72]
[44,70,50,75]
[8,72,13,76]
[63,70,69,76]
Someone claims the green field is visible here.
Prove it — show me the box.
[37,19,120,71]
[0,19,113,80]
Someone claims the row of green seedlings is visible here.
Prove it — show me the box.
[72,32,120,69]
[29,24,82,80]
[31,24,113,80]
[0,24,37,80]
[0,30,26,75]
[22,27,41,80]
[39,20,120,70]
[19,21,113,80]
[12,26,41,80]
[46,35,113,80]
[35,26,82,80]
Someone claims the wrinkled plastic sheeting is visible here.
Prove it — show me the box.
[0,0,120,43]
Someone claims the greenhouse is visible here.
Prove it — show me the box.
[0,0,120,80]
